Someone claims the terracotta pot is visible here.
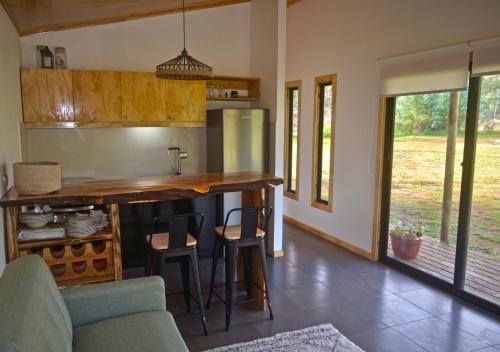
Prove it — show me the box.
[390,234,422,260]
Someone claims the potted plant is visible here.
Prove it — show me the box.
[389,222,423,260]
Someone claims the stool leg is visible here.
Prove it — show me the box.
[144,250,152,276]
[180,257,191,313]
[225,241,237,331]
[155,254,168,295]
[206,236,220,309]
[243,247,252,300]
[156,253,164,278]
[190,249,208,336]
[258,240,273,320]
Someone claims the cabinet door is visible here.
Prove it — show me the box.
[73,70,122,122]
[121,72,166,121]
[21,68,74,122]
[165,80,206,123]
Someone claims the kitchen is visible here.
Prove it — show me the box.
[4,0,286,269]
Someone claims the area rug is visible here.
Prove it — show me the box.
[203,324,364,352]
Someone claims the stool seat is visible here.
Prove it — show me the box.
[214,225,265,240]
[146,233,197,251]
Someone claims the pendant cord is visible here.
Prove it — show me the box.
[182,0,186,50]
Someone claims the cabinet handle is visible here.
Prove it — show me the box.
[122,115,128,120]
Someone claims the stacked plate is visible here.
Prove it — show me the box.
[89,210,109,230]
[67,216,97,238]
[67,211,108,238]
[20,213,53,228]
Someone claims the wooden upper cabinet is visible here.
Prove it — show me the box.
[165,80,206,123]
[20,68,211,127]
[121,72,166,121]
[73,70,122,122]
[21,68,74,122]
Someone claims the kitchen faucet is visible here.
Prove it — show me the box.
[167,147,188,175]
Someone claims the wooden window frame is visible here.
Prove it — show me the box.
[311,74,337,212]
[284,80,302,200]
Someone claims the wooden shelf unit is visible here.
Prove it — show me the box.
[207,76,260,102]
[6,204,122,287]
[56,273,116,288]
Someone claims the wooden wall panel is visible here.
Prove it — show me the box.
[2,0,251,36]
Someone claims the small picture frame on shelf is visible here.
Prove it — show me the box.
[37,46,54,69]
[54,47,67,69]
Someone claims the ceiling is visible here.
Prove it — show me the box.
[1,0,300,36]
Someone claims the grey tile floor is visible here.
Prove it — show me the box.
[125,223,500,352]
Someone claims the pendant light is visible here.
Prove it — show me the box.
[156,0,213,80]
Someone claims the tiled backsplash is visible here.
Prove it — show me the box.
[22,127,207,179]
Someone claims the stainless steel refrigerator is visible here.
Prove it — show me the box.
[206,108,269,225]
[206,108,269,173]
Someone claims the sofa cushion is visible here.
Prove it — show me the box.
[73,311,188,352]
[0,255,73,352]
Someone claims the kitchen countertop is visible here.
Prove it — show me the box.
[0,172,283,207]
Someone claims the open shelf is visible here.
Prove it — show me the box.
[207,76,260,102]
[17,227,113,249]
[207,96,260,102]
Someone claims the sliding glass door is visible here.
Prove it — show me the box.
[380,74,500,312]
[385,91,467,283]
[463,74,500,305]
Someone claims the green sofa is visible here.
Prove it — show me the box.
[0,255,189,352]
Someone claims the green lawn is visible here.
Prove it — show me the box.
[291,129,500,259]
[389,131,500,258]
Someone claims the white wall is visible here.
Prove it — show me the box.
[21,3,251,75]
[250,0,287,253]
[0,6,23,273]
[285,0,500,254]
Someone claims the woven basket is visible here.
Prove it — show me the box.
[14,161,62,195]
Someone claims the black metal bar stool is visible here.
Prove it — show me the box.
[144,213,208,335]
[206,206,273,330]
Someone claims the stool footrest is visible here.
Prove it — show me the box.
[208,281,268,306]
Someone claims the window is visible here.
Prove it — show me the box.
[284,81,301,199]
[312,74,336,211]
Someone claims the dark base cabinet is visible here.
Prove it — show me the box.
[120,195,217,269]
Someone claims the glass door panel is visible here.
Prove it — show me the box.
[387,91,467,282]
[465,74,500,304]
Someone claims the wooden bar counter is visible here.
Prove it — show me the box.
[0,172,282,309]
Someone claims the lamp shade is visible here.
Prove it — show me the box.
[156,49,213,80]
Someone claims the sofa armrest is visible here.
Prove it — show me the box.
[61,276,166,328]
